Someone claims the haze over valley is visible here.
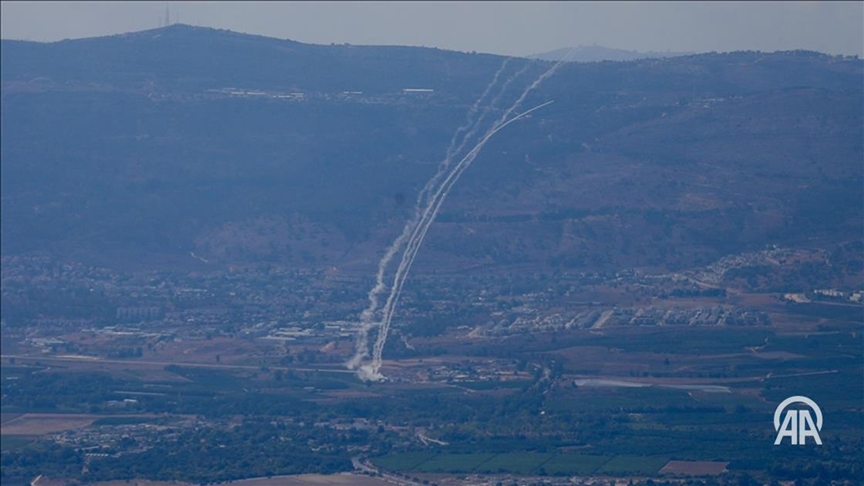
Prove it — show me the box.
[1,23,862,486]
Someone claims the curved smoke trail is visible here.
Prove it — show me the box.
[430,58,514,200]
[355,53,573,380]
[444,61,532,166]
[360,100,554,381]
[347,58,513,369]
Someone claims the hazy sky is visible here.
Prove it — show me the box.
[1,1,862,57]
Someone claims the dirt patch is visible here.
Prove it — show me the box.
[90,481,191,486]
[220,474,390,485]
[36,480,190,486]
[0,412,23,424]
[660,460,729,475]
[1,414,99,436]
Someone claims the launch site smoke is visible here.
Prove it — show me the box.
[349,52,574,381]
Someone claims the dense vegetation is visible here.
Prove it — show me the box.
[2,26,861,275]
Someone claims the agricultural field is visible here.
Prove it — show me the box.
[371,452,671,476]
[1,305,861,484]
[218,474,390,485]
[0,414,99,435]
[535,454,611,476]
[659,460,729,476]
[0,434,35,452]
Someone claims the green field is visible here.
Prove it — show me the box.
[0,435,36,452]
[372,452,669,476]
[413,453,496,473]
[475,452,553,474]
[460,380,532,391]
[371,452,437,471]
[595,455,669,475]
[540,454,612,475]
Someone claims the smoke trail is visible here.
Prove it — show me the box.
[349,59,529,371]
[356,53,573,380]
[417,58,515,209]
[348,58,512,369]
[435,61,533,186]
[444,59,512,164]
[363,56,572,380]
[360,101,555,381]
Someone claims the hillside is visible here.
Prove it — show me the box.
[1,25,862,276]
[529,45,692,62]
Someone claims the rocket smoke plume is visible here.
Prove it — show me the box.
[354,60,566,381]
[351,54,571,380]
[346,58,512,370]
[361,101,554,381]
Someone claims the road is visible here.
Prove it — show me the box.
[0,354,356,374]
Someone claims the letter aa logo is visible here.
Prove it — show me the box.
[774,396,822,445]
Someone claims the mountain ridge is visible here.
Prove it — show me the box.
[1,26,861,275]
[529,45,694,62]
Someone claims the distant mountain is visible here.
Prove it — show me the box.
[0,24,506,95]
[1,25,862,274]
[530,45,693,62]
